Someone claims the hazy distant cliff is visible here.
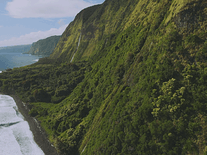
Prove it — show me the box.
[0,45,31,53]
[25,36,61,56]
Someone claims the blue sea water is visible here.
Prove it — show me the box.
[0,52,42,72]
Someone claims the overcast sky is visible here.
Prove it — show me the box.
[0,0,104,47]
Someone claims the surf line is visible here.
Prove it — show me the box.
[70,32,82,63]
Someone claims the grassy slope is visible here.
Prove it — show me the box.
[1,0,207,154]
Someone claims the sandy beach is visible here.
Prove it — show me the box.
[1,93,58,155]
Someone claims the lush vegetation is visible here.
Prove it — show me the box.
[25,35,61,56]
[1,0,207,154]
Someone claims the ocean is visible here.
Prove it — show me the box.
[0,95,44,155]
[0,52,42,72]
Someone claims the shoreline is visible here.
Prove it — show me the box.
[1,93,58,155]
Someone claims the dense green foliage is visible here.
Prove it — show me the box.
[25,35,61,56]
[1,0,207,154]
[0,59,90,104]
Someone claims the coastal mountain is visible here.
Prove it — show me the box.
[1,0,207,155]
[0,44,31,53]
[25,36,61,56]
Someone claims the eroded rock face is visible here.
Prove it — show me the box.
[173,0,207,31]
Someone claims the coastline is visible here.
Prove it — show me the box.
[1,93,58,155]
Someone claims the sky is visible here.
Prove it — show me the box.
[0,0,105,47]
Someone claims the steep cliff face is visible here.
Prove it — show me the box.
[50,0,140,62]
[51,0,207,63]
[1,0,207,155]
[25,36,61,56]
[50,0,189,62]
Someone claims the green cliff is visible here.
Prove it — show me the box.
[1,0,207,154]
[25,35,61,56]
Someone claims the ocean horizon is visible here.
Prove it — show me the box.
[0,52,42,72]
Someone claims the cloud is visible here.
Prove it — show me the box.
[6,0,95,18]
[0,26,3,28]
[0,25,67,47]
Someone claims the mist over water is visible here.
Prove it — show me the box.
[0,95,44,155]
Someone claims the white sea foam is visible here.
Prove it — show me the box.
[0,106,23,124]
[33,59,39,62]
[0,127,23,155]
[11,121,45,155]
[0,95,44,155]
